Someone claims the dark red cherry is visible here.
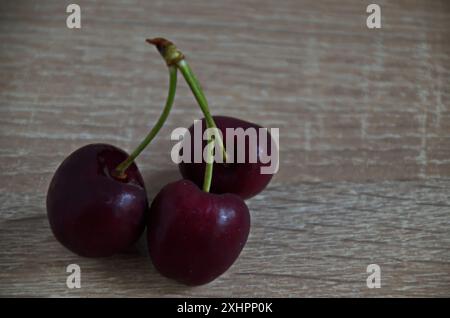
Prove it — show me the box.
[147,179,250,286]
[179,116,276,200]
[46,143,148,257]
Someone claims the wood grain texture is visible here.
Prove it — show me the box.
[0,0,449,297]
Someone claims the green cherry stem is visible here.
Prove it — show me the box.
[177,61,227,192]
[146,38,228,193]
[177,60,216,192]
[146,38,228,163]
[202,132,215,192]
[176,60,228,163]
[114,65,178,179]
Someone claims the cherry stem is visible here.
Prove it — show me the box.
[146,38,228,193]
[176,60,228,163]
[202,132,215,192]
[177,61,226,192]
[113,65,178,179]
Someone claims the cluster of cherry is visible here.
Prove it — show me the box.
[47,38,276,286]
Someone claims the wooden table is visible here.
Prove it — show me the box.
[0,0,449,297]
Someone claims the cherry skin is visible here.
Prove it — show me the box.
[46,143,148,257]
[179,116,276,200]
[147,179,250,286]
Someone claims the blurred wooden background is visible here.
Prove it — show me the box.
[0,0,449,297]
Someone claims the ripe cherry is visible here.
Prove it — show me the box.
[179,116,276,200]
[46,45,179,258]
[147,179,250,285]
[46,144,148,257]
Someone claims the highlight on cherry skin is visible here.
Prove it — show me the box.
[179,115,277,200]
[46,143,148,257]
[147,179,251,286]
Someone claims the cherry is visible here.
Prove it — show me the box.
[147,179,250,286]
[46,144,148,257]
[46,44,179,257]
[179,115,275,200]
[146,39,276,198]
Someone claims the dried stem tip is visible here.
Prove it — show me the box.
[146,38,185,66]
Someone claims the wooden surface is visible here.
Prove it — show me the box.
[0,0,449,297]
